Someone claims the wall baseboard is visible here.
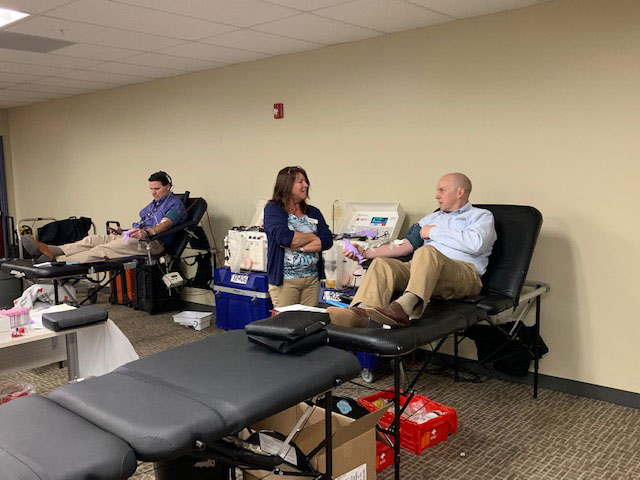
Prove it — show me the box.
[415,351,640,410]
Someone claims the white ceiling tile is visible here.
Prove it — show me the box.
[201,29,323,55]
[316,0,452,33]
[10,82,90,94]
[0,91,44,102]
[0,0,72,14]
[86,61,185,78]
[0,71,42,82]
[32,76,115,89]
[0,47,101,68]
[46,0,237,40]
[0,60,68,76]
[55,68,153,84]
[406,0,538,18]
[263,0,354,10]
[254,13,382,44]
[50,43,140,61]
[119,52,225,71]
[7,16,186,51]
[0,87,61,98]
[115,0,301,27]
[158,42,270,64]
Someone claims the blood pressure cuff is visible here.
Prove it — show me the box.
[403,223,424,250]
[42,305,108,331]
[245,311,329,353]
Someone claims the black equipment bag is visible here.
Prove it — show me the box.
[38,217,93,245]
[466,321,549,377]
[135,264,181,315]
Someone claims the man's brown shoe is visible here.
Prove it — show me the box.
[366,302,411,327]
[22,235,54,261]
[327,306,369,328]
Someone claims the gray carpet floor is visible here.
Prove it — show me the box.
[2,296,639,479]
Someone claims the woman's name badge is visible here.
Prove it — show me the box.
[308,218,318,225]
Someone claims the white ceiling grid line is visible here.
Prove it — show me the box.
[0,0,549,108]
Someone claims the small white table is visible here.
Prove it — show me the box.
[0,320,105,381]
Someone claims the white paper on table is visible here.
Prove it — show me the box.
[274,304,327,313]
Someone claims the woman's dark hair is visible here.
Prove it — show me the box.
[270,166,310,214]
[148,171,172,186]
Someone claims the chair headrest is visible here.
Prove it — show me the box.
[475,204,542,304]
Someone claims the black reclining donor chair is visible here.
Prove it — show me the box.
[324,204,550,480]
[0,194,208,312]
[109,194,209,313]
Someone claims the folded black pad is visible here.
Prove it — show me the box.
[245,311,329,340]
[0,396,137,480]
[49,330,361,461]
[42,305,108,331]
[247,330,327,353]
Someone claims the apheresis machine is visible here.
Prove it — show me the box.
[326,202,405,288]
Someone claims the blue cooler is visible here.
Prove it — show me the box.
[213,267,273,330]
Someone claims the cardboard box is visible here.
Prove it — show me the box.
[243,402,387,480]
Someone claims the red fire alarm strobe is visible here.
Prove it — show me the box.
[273,103,284,119]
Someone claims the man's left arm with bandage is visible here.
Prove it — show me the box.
[131,195,187,240]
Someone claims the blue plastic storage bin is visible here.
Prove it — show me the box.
[213,267,273,330]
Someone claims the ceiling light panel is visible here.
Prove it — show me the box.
[46,0,237,40]
[0,0,71,14]
[7,16,186,51]
[0,6,29,27]
[116,0,300,28]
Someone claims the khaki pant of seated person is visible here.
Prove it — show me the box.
[57,234,164,263]
[269,276,321,309]
[351,245,482,318]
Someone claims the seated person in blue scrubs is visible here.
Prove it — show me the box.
[264,166,333,308]
[23,171,186,263]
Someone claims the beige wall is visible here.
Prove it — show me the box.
[7,0,640,393]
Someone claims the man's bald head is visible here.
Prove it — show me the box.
[435,173,472,212]
[444,173,472,197]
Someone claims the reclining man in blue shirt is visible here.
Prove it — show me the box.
[22,171,187,264]
[328,173,497,328]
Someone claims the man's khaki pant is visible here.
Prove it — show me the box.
[269,276,321,309]
[351,245,482,318]
[57,234,164,263]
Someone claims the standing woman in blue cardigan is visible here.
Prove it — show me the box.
[264,166,333,308]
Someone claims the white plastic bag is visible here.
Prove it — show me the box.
[14,283,76,309]
[76,319,138,378]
